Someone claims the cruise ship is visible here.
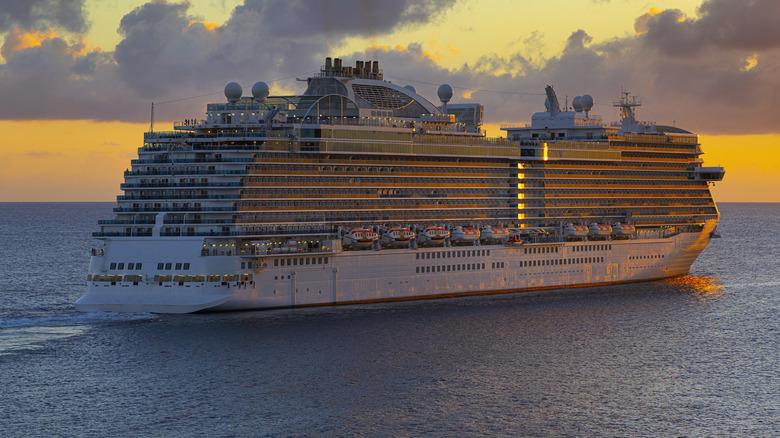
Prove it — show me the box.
[76,57,724,313]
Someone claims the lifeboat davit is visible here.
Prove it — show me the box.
[451,226,480,245]
[342,228,378,249]
[417,226,449,246]
[480,226,509,242]
[381,227,415,247]
[564,223,589,238]
[612,223,636,236]
[588,223,613,237]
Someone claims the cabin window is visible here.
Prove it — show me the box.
[128,263,134,270]
[136,263,142,270]
[157,263,164,270]
[110,263,117,270]
[175,263,182,270]
[165,263,172,270]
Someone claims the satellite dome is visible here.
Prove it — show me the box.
[224,82,242,103]
[437,84,453,103]
[580,94,594,112]
[404,85,417,94]
[251,81,270,102]
[572,96,583,112]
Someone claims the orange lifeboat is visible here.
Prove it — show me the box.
[588,223,613,237]
[381,227,416,247]
[612,223,636,236]
[480,226,509,242]
[418,226,449,246]
[564,223,589,238]
[451,226,480,244]
[342,228,378,249]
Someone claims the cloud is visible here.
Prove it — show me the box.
[0,0,456,122]
[0,0,778,136]
[0,0,87,33]
[351,0,780,135]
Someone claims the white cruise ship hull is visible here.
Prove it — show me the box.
[76,220,717,314]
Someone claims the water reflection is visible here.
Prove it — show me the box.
[0,326,86,355]
[663,274,725,301]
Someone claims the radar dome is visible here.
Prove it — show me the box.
[437,84,453,103]
[572,96,583,112]
[251,81,269,102]
[224,82,242,103]
[404,85,417,94]
[580,94,594,112]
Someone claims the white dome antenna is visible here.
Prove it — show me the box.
[581,94,594,117]
[252,81,269,102]
[438,84,453,112]
[572,96,583,112]
[224,82,242,103]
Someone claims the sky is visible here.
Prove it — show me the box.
[0,0,778,202]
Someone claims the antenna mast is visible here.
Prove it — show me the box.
[149,102,155,133]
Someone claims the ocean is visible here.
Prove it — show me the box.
[0,202,777,437]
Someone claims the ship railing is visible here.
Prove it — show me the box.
[131,158,254,165]
[121,182,243,189]
[124,170,247,176]
[201,247,334,257]
[98,219,155,225]
[117,194,241,201]
[92,231,154,237]
[163,219,235,225]
[144,131,183,140]
[113,206,236,213]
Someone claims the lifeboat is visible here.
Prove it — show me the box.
[507,230,524,245]
[417,226,449,246]
[480,226,509,242]
[611,223,636,236]
[381,227,415,247]
[342,228,378,249]
[564,223,589,238]
[588,223,613,237]
[450,226,480,245]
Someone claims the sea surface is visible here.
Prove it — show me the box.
[0,202,777,437]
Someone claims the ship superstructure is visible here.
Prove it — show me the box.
[76,58,724,313]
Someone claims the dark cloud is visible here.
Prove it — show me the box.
[113,0,456,98]
[0,0,87,33]
[350,0,780,135]
[0,0,778,136]
[641,0,780,56]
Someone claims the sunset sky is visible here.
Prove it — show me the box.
[1,0,778,202]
